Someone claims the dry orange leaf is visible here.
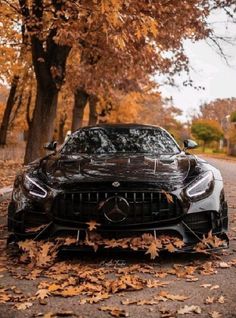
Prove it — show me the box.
[86,220,101,231]
[100,306,129,317]
[218,262,230,268]
[159,291,190,302]
[145,241,159,259]
[36,288,51,300]
[177,305,201,315]
[166,243,176,253]
[205,296,215,304]
[161,190,174,204]
[209,311,222,318]
[87,292,110,303]
[217,296,225,304]
[15,302,33,310]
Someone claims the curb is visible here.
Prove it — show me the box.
[198,154,236,162]
[0,187,12,203]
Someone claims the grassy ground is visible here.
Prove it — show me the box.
[189,147,236,161]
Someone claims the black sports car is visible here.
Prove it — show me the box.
[8,124,228,250]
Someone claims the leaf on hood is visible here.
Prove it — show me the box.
[161,190,174,204]
[100,306,129,317]
[86,220,101,231]
[177,305,201,315]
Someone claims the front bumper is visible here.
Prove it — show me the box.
[8,181,229,251]
[8,208,229,252]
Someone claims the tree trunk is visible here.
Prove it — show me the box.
[26,88,32,129]
[89,94,98,126]
[19,1,71,163]
[71,89,88,132]
[0,75,19,145]
[24,85,58,164]
[58,120,65,144]
[58,113,67,144]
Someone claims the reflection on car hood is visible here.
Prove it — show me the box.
[39,153,196,189]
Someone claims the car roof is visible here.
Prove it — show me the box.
[76,123,163,131]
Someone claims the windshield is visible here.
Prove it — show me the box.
[61,127,180,155]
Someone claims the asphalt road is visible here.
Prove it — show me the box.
[0,156,236,318]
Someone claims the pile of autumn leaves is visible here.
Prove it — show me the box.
[3,240,235,318]
[0,223,232,318]
[21,219,227,266]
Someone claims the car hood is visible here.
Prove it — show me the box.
[38,153,196,190]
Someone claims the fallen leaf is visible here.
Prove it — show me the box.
[200,284,212,288]
[166,243,176,253]
[177,305,201,315]
[100,306,129,317]
[86,220,101,231]
[159,291,190,302]
[146,280,170,288]
[209,311,221,318]
[205,296,215,304]
[217,295,225,304]
[15,302,33,310]
[145,241,159,259]
[87,292,110,303]
[36,289,51,300]
[218,262,230,268]
[0,292,11,303]
[25,224,49,233]
[162,190,174,204]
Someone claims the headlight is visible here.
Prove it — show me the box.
[185,171,214,201]
[23,175,47,198]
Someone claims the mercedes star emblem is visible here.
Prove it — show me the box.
[103,196,129,223]
[112,181,120,187]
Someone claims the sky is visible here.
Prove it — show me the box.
[158,10,236,122]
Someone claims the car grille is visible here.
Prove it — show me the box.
[183,212,212,234]
[52,191,183,225]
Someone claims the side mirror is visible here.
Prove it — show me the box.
[44,141,57,151]
[183,139,198,151]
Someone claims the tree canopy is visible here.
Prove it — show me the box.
[0,0,235,161]
[191,119,223,151]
